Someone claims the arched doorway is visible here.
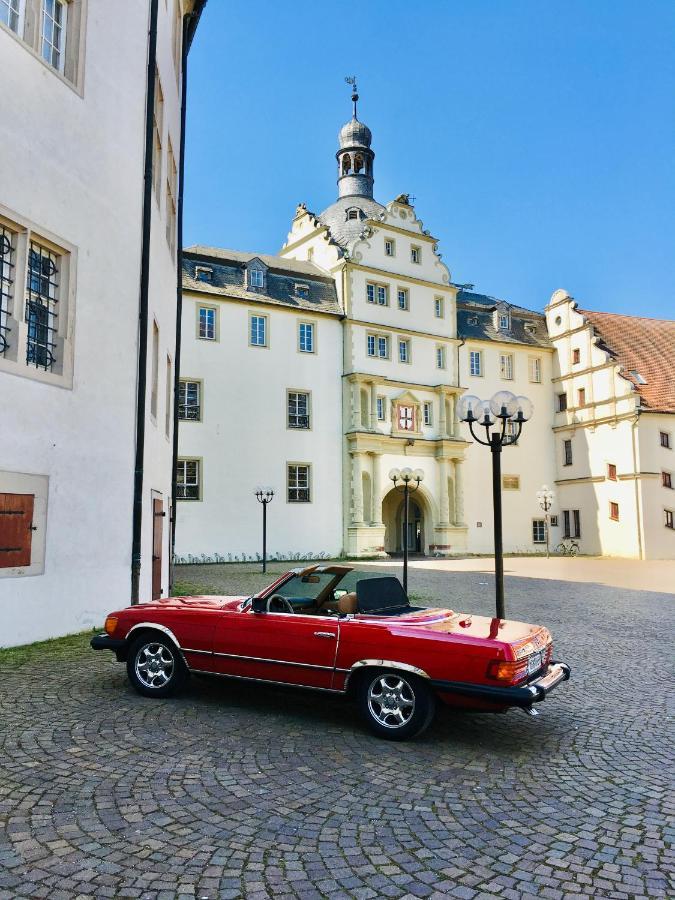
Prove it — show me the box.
[382,488,427,555]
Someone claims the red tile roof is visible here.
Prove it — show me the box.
[579,309,675,414]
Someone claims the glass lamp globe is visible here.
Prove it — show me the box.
[489,390,518,419]
[478,400,495,425]
[400,467,413,481]
[512,396,534,422]
[456,394,481,422]
[388,468,401,481]
[413,468,425,482]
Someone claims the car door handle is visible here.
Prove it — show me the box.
[314,631,336,639]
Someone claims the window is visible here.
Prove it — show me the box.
[398,339,410,363]
[502,475,520,490]
[469,350,482,376]
[557,393,567,412]
[662,471,672,489]
[165,356,172,436]
[436,345,446,369]
[376,396,385,421]
[150,321,159,419]
[505,420,519,439]
[665,509,674,529]
[177,459,200,500]
[410,246,421,264]
[249,267,264,289]
[298,322,314,353]
[563,439,573,466]
[572,348,581,365]
[0,223,15,356]
[434,296,444,318]
[367,334,388,358]
[195,266,212,283]
[524,322,537,335]
[366,283,388,305]
[288,464,311,502]
[532,520,546,543]
[423,401,432,426]
[249,313,267,347]
[563,509,581,538]
[499,354,514,380]
[347,209,359,221]
[577,387,586,406]
[166,138,177,255]
[295,284,309,299]
[498,313,509,330]
[179,380,201,421]
[467,315,478,326]
[397,288,409,311]
[41,0,67,71]
[660,432,671,449]
[385,239,395,256]
[550,514,559,527]
[608,464,617,481]
[528,357,541,383]
[152,71,164,197]
[288,391,310,429]
[198,306,216,340]
[307,247,314,262]
[609,502,619,521]
[0,0,21,32]
[26,241,59,370]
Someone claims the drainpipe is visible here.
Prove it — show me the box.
[131,0,159,605]
[169,11,194,589]
[631,412,645,560]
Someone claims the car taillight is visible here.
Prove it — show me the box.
[487,658,529,683]
[104,616,118,635]
[544,643,553,666]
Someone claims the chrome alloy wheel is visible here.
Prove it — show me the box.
[134,642,175,689]
[367,674,416,729]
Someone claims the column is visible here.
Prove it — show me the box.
[370,382,378,431]
[437,457,450,525]
[438,388,447,438]
[371,452,383,526]
[351,380,360,430]
[448,395,456,438]
[351,452,365,524]
[454,458,465,525]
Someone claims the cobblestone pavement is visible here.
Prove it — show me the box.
[1,565,673,900]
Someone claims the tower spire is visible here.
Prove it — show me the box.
[345,75,358,119]
[337,77,374,199]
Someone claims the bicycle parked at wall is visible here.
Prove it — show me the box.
[555,538,580,556]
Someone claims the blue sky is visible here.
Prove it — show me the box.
[184,0,675,318]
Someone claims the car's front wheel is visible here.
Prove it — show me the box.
[126,634,187,698]
[357,669,436,740]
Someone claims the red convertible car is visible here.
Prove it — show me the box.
[92,565,570,740]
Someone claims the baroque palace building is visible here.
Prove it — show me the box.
[175,90,675,563]
[1,0,206,647]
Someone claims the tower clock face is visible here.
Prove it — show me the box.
[398,405,414,431]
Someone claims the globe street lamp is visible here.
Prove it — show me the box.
[388,467,424,596]
[254,487,274,573]
[456,391,534,620]
[536,485,555,559]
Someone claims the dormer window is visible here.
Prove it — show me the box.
[195,266,213,283]
[524,322,536,334]
[246,259,267,291]
[295,284,309,299]
[499,313,509,329]
[346,208,359,221]
[467,315,478,326]
[250,269,264,288]
[495,306,511,331]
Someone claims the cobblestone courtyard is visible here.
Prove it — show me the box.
[1,562,673,899]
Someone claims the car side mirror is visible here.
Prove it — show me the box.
[251,596,267,613]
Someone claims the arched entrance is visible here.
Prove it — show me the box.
[382,488,429,555]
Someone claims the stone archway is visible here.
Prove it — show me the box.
[382,487,432,555]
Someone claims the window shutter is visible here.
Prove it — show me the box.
[0,493,35,567]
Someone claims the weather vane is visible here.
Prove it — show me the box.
[345,75,359,117]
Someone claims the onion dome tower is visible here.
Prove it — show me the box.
[337,78,375,199]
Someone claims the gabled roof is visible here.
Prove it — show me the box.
[182,247,342,317]
[456,290,551,349]
[580,309,675,413]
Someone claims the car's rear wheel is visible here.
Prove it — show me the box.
[357,669,435,741]
[126,634,187,698]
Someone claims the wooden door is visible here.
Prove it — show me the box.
[0,493,35,568]
[152,498,163,600]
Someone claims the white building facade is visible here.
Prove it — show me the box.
[175,90,674,563]
[0,0,205,647]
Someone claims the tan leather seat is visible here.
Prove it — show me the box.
[319,592,358,615]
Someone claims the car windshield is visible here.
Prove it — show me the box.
[273,572,337,606]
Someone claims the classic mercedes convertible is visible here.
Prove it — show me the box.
[91,565,570,740]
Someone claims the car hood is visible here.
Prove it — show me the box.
[143,595,244,611]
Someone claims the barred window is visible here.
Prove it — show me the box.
[26,241,59,370]
[179,380,201,421]
[288,464,310,502]
[177,459,200,500]
[288,391,310,429]
[0,224,16,356]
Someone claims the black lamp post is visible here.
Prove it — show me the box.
[254,487,274,573]
[388,467,424,595]
[536,485,555,559]
[456,391,533,620]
